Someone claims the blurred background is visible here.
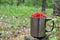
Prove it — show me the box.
[0,0,60,40]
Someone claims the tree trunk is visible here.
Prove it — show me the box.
[42,0,46,12]
[53,0,60,16]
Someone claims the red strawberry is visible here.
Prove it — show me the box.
[31,12,46,18]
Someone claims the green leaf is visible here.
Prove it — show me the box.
[49,37,57,40]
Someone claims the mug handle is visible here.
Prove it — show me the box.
[45,18,55,32]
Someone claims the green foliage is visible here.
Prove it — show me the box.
[0,26,3,30]
[0,0,53,8]
[49,37,57,40]
[46,0,53,8]
[0,5,41,16]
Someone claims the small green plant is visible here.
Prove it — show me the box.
[0,26,3,31]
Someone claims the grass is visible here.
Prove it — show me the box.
[0,5,53,16]
[0,5,40,16]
